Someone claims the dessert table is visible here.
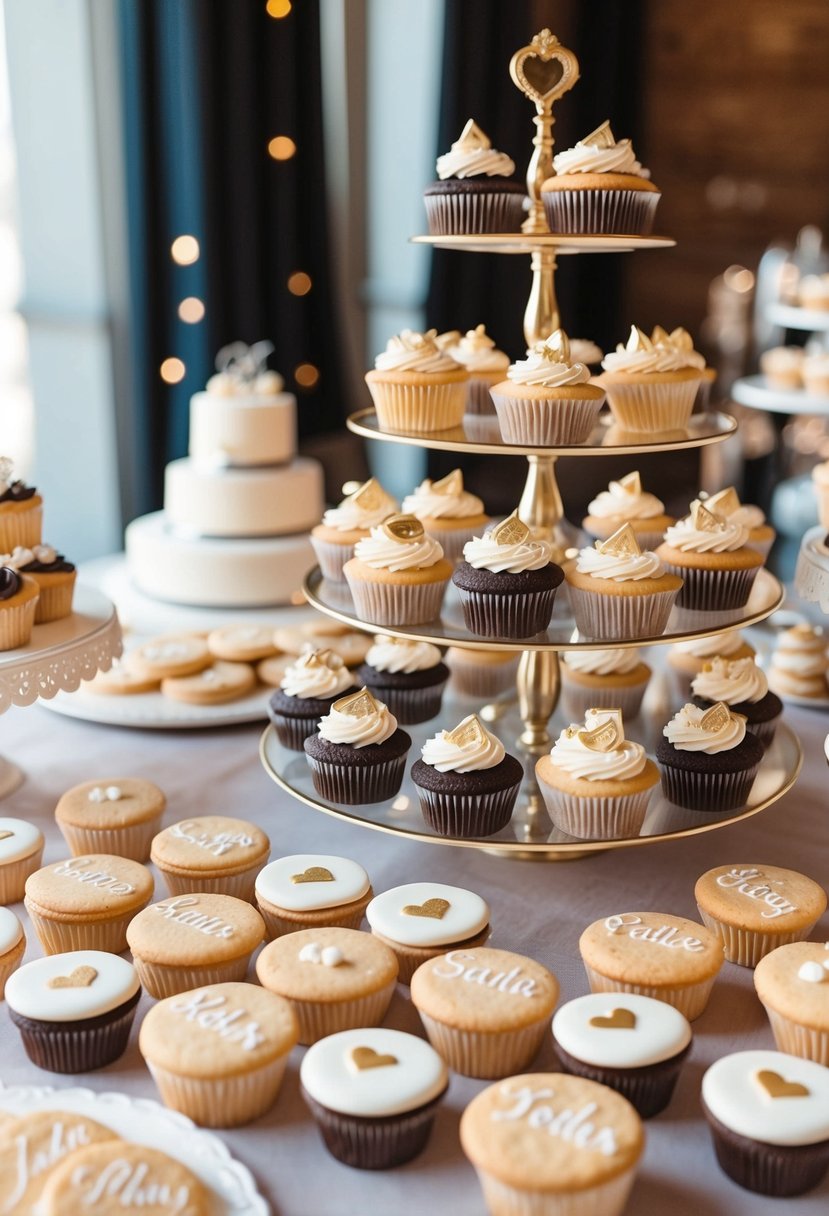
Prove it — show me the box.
[1,697,827,1215]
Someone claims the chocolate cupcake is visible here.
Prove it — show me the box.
[411,713,522,838]
[691,656,782,749]
[5,950,141,1072]
[656,702,764,812]
[552,993,692,1118]
[355,636,448,725]
[453,511,563,638]
[304,688,411,805]
[300,1027,448,1169]
[267,649,356,750]
[424,120,525,235]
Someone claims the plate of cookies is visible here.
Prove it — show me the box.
[39,620,373,730]
[0,1082,268,1214]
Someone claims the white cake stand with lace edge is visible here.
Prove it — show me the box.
[0,585,122,796]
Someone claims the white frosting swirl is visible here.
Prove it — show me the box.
[317,697,398,748]
[673,631,749,659]
[663,703,747,753]
[575,543,664,582]
[420,718,506,772]
[374,330,461,374]
[365,636,442,674]
[602,326,705,375]
[280,653,354,700]
[587,479,665,520]
[447,325,509,374]
[691,657,768,705]
[354,525,445,572]
[663,507,749,554]
[321,482,398,532]
[508,341,591,388]
[436,121,515,180]
[563,647,643,676]
[402,474,484,520]
[550,710,648,781]
[462,529,553,574]
[553,123,650,178]
[568,339,604,365]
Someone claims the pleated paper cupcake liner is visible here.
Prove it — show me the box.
[658,761,760,813]
[456,586,557,639]
[560,676,648,724]
[9,994,140,1073]
[32,574,76,623]
[536,783,652,841]
[0,593,38,649]
[465,376,499,415]
[59,817,162,864]
[567,583,679,641]
[554,1041,689,1119]
[762,1007,829,1066]
[417,1011,548,1079]
[132,955,253,1000]
[583,962,716,1021]
[542,187,660,236]
[424,192,525,236]
[491,392,604,446]
[310,536,355,582]
[704,1104,829,1197]
[303,1087,445,1169]
[449,657,520,700]
[661,561,760,612]
[696,910,813,968]
[306,754,407,805]
[747,717,778,749]
[0,504,43,551]
[372,926,491,986]
[361,680,447,725]
[256,894,372,941]
[268,711,322,751]
[156,865,261,902]
[423,523,480,565]
[476,1165,637,1216]
[289,980,397,1046]
[599,376,699,431]
[25,906,143,956]
[0,847,43,904]
[415,781,520,839]
[0,937,25,999]
[344,572,448,627]
[147,1055,290,1127]
[366,377,467,433]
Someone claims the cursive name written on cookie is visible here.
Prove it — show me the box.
[604,914,706,952]
[4,1121,94,1213]
[68,1159,193,1212]
[432,950,540,998]
[154,896,235,939]
[491,1083,618,1156]
[53,858,136,896]
[169,821,256,858]
[715,868,798,920]
[168,991,265,1050]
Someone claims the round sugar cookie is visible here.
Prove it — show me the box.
[85,664,161,696]
[39,1141,211,1216]
[125,634,212,680]
[256,654,293,687]
[161,661,256,706]
[274,623,372,667]
[0,1110,118,1213]
[207,624,278,662]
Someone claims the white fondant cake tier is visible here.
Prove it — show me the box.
[189,389,297,466]
[125,512,315,606]
[164,456,324,538]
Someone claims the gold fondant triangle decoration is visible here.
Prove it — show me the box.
[618,471,642,496]
[700,701,731,732]
[334,687,379,719]
[432,469,463,496]
[445,714,487,749]
[692,501,724,533]
[456,119,490,150]
[580,119,615,148]
[707,486,741,516]
[492,510,530,546]
[596,523,641,558]
[577,715,622,752]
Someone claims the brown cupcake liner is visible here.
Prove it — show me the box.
[449,656,520,700]
[415,781,519,839]
[747,716,778,749]
[373,925,491,986]
[583,962,716,1021]
[9,990,140,1073]
[476,1165,638,1216]
[33,572,76,623]
[417,1011,548,1079]
[268,710,322,751]
[344,573,448,627]
[422,522,480,565]
[156,864,262,902]
[491,392,604,446]
[560,674,649,723]
[302,1086,445,1169]
[132,955,253,1000]
[762,1007,829,1066]
[306,754,407,805]
[310,535,355,582]
[360,680,447,726]
[0,592,38,649]
[599,376,699,431]
[537,783,652,841]
[0,936,25,999]
[25,906,143,956]
[696,910,813,968]
[703,1102,829,1196]
[256,893,372,941]
[465,376,499,415]
[424,191,525,236]
[658,761,760,813]
[366,378,467,433]
[288,980,397,1046]
[0,503,43,551]
[567,583,679,641]
[455,586,557,639]
[0,846,44,903]
[59,817,162,864]
[542,186,660,236]
[554,1039,689,1119]
[661,561,759,612]
[147,1055,290,1126]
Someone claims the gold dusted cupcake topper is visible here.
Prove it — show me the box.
[577,712,623,752]
[707,486,741,516]
[382,514,424,543]
[755,1069,809,1100]
[431,469,463,496]
[589,1007,637,1029]
[445,714,488,749]
[581,120,616,149]
[346,477,385,512]
[618,471,642,496]
[700,702,731,732]
[333,687,379,719]
[492,510,530,546]
[692,500,725,533]
[596,523,642,558]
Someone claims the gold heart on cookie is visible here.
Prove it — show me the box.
[589,1007,637,1030]
[349,1046,398,1072]
[48,966,98,989]
[755,1069,810,1100]
[291,866,335,884]
[402,898,450,920]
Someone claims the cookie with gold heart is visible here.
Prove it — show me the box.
[366,881,491,985]
[303,687,412,806]
[254,853,373,940]
[656,700,764,813]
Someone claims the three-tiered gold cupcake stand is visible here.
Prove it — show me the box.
[261,28,801,859]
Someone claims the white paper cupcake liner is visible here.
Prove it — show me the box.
[59,817,162,864]
[696,910,814,968]
[536,783,652,841]
[290,979,397,1046]
[344,571,448,626]
[560,675,649,723]
[492,392,603,446]
[256,895,370,941]
[0,847,43,904]
[600,376,700,431]
[132,955,253,1000]
[156,865,262,902]
[0,503,43,551]
[763,1007,829,1066]
[0,593,38,649]
[465,376,499,415]
[567,583,678,641]
[146,1055,290,1126]
[583,961,716,1021]
[449,656,520,700]
[476,1165,638,1216]
[424,191,525,236]
[417,1011,548,1079]
[365,378,467,433]
[310,536,355,582]
[25,907,142,956]
[542,187,660,236]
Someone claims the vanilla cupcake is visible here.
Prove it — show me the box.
[691,656,782,748]
[151,815,270,899]
[0,906,25,997]
[0,816,44,903]
[760,345,804,389]
[560,647,652,722]
[703,485,776,559]
[582,470,675,552]
[799,272,829,310]
[424,119,525,235]
[768,623,829,699]
[401,468,489,563]
[310,477,398,582]
[0,544,76,622]
[343,514,452,626]
[667,629,756,698]
[656,701,764,812]
[365,329,468,433]
[656,499,763,611]
[355,635,449,724]
[536,707,659,840]
[754,941,829,1064]
[267,648,356,750]
[446,646,520,700]
[803,351,829,397]
[55,778,166,862]
[255,854,373,939]
[0,458,42,551]
[366,881,490,984]
[490,329,606,446]
[598,325,705,431]
[0,567,39,650]
[304,687,411,804]
[445,324,510,414]
[696,865,827,968]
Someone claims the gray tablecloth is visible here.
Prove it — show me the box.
[1,696,827,1216]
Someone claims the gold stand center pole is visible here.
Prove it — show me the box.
[519,453,571,561]
[524,248,559,347]
[517,650,560,750]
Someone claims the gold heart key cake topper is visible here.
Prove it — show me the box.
[692,500,725,533]
[492,510,530,547]
[755,1069,810,1100]
[402,897,450,920]
[48,966,98,989]
[431,469,463,497]
[589,1007,637,1030]
[350,1046,399,1072]
[700,702,731,733]
[382,513,424,543]
[348,477,385,512]
[619,471,642,496]
[334,687,379,719]
[596,523,642,558]
[577,716,622,753]
[445,714,488,750]
[707,486,741,517]
[291,866,334,884]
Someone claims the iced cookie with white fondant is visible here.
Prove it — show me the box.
[151,815,270,901]
[5,950,141,1072]
[579,911,724,1020]
[695,864,826,968]
[0,1110,118,1214]
[0,817,44,905]
[140,981,298,1127]
[701,1050,829,1195]
[300,1027,448,1169]
[366,881,491,984]
[552,992,692,1117]
[754,941,829,1065]
[24,854,153,956]
[40,1142,211,1216]
[411,946,558,1078]
[55,777,166,863]
[254,853,372,939]
[0,906,24,998]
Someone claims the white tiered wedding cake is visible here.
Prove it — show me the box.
[126,342,324,607]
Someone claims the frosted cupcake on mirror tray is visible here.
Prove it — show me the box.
[303,687,412,805]
[423,118,525,235]
[354,635,449,725]
[699,485,776,560]
[581,469,675,552]
[401,467,489,563]
[310,477,398,583]
[267,648,356,750]
[446,646,520,700]
[666,628,755,698]
[656,701,764,813]
[446,324,509,414]
[798,272,829,310]
[596,325,705,431]
[759,345,804,390]
[767,623,829,701]
[364,329,468,433]
[656,498,763,612]
[690,655,782,748]
[343,514,453,627]
[560,645,651,721]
